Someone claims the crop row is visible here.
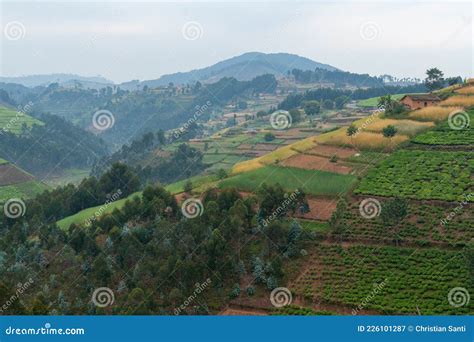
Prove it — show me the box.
[292,245,472,315]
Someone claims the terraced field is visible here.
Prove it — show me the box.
[412,109,474,145]
[0,106,44,134]
[335,200,473,246]
[0,162,49,202]
[292,244,472,315]
[355,150,474,201]
[220,165,357,196]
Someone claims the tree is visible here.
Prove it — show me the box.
[425,68,444,91]
[382,125,397,150]
[289,109,303,123]
[99,163,140,197]
[183,180,193,194]
[380,198,408,227]
[323,99,334,110]
[264,132,275,142]
[346,124,358,146]
[335,96,349,109]
[303,101,321,116]
[217,168,227,180]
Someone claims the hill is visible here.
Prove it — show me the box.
[0,161,49,202]
[0,109,108,176]
[137,52,338,88]
[0,105,44,134]
[0,73,113,88]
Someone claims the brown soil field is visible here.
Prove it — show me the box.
[281,154,353,174]
[307,145,358,159]
[294,197,337,221]
[219,307,268,316]
[0,163,34,186]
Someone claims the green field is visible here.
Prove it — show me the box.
[293,244,472,314]
[0,180,49,202]
[43,168,91,187]
[219,165,357,196]
[0,106,44,134]
[357,94,406,107]
[337,201,473,245]
[412,110,474,145]
[355,150,474,201]
[0,158,8,165]
[57,191,141,229]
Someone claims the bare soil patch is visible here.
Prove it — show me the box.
[281,154,353,174]
[307,145,358,159]
[293,197,337,221]
[0,164,34,186]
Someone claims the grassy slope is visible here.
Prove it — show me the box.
[0,106,44,134]
[0,161,49,202]
[220,165,357,196]
[0,180,49,202]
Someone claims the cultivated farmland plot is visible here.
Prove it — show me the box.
[292,244,472,315]
[355,150,474,201]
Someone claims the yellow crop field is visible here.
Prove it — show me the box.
[231,158,264,174]
[355,117,434,136]
[441,96,474,107]
[408,106,463,122]
[455,86,474,95]
[315,128,409,150]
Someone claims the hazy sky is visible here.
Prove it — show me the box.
[1,0,473,83]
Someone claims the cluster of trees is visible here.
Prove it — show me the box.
[0,114,108,175]
[424,68,463,92]
[0,183,306,315]
[24,162,139,223]
[278,84,427,111]
[290,68,384,88]
[93,131,205,186]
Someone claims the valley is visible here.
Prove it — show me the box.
[0,53,472,317]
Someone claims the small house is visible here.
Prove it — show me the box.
[399,94,441,110]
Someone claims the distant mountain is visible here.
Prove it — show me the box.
[132,52,338,89]
[0,74,113,88]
